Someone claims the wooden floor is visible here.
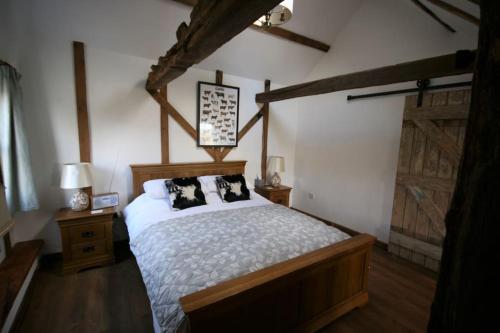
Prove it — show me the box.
[17,246,436,333]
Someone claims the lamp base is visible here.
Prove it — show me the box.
[270,172,281,187]
[70,189,89,211]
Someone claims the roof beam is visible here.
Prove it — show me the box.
[425,0,480,26]
[255,50,475,103]
[147,0,282,90]
[171,0,330,53]
[410,0,456,32]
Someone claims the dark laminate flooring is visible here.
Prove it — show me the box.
[17,246,436,333]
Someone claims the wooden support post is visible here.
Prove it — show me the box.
[425,0,480,26]
[219,107,265,161]
[72,41,92,199]
[428,2,500,331]
[410,0,456,33]
[160,85,169,164]
[148,89,218,161]
[261,80,270,182]
[73,41,91,163]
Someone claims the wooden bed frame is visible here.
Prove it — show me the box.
[130,161,375,333]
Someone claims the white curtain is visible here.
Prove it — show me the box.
[0,64,39,212]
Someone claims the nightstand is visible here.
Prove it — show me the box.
[55,207,115,274]
[254,185,292,207]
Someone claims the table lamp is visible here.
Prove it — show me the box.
[268,156,285,187]
[60,163,93,211]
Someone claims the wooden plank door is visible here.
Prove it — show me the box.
[389,89,470,272]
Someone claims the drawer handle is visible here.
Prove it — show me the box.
[81,231,95,238]
[82,245,95,253]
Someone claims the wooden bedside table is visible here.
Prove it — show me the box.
[254,185,292,207]
[55,207,115,274]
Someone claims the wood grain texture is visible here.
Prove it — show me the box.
[429,3,500,330]
[17,246,436,333]
[254,185,291,207]
[390,90,470,271]
[0,240,43,327]
[261,79,270,181]
[181,234,375,333]
[396,174,455,192]
[147,0,282,89]
[72,41,91,163]
[148,89,218,161]
[248,25,330,52]
[410,0,456,32]
[171,0,330,52]
[55,208,115,274]
[406,186,446,237]
[404,104,469,120]
[425,0,480,26]
[160,86,169,164]
[130,161,246,198]
[412,119,462,165]
[255,51,475,103]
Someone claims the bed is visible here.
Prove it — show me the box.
[124,161,375,333]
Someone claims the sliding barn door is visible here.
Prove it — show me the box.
[389,89,470,272]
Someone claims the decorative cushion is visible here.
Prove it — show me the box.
[215,174,251,202]
[165,177,207,210]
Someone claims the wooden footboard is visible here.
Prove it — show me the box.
[180,234,375,333]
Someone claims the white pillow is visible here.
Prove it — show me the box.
[199,175,255,194]
[143,179,169,199]
[198,175,220,193]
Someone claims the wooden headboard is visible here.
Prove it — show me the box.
[130,161,246,198]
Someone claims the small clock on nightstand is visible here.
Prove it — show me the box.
[55,207,115,274]
[254,185,292,207]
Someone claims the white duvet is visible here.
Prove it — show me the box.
[123,190,273,241]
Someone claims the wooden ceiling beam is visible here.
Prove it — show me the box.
[171,0,330,53]
[255,50,476,103]
[147,0,282,90]
[249,25,330,52]
[411,0,456,32]
[425,0,480,26]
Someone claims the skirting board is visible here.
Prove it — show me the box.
[291,207,388,251]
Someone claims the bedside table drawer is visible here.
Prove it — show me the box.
[71,239,107,260]
[69,223,106,243]
[270,192,290,207]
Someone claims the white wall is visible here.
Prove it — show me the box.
[2,0,298,253]
[292,0,478,242]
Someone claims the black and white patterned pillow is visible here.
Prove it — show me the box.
[215,174,250,202]
[165,177,206,210]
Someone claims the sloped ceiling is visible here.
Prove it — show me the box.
[197,0,364,84]
[17,0,363,85]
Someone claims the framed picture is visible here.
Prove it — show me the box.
[197,81,239,147]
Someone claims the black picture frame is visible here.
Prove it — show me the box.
[197,81,240,147]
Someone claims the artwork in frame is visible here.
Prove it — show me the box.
[197,81,239,147]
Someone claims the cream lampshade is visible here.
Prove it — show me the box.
[268,156,285,187]
[0,183,14,238]
[60,163,93,211]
